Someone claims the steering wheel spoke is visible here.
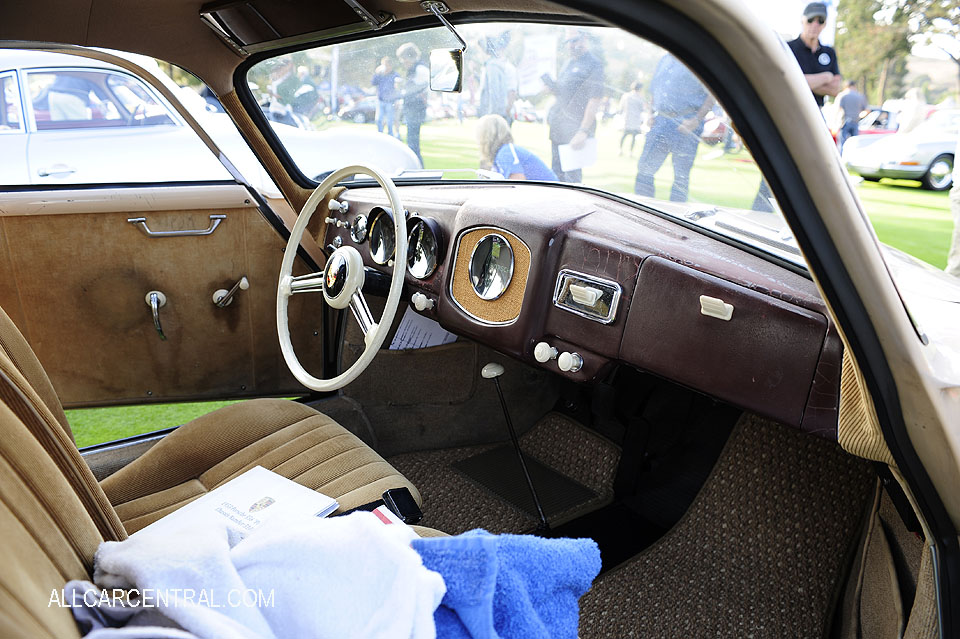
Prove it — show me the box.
[348,291,379,346]
[288,271,326,295]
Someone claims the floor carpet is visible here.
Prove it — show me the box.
[578,413,875,638]
[388,412,620,534]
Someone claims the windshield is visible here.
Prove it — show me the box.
[247,22,793,261]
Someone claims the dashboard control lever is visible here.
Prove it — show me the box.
[482,362,549,532]
[557,351,583,373]
[534,341,558,363]
[145,291,167,341]
[411,292,435,312]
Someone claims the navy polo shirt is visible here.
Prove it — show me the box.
[787,37,839,106]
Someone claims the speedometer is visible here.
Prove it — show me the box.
[368,207,395,265]
[468,233,514,300]
[407,217,443,279]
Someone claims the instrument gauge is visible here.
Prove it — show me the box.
[407,217,444,279]
[368,207,395,265]
[469,233,514,300]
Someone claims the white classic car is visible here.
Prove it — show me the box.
[0,49,420,194]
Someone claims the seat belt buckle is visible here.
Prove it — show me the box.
[382,487,423,525]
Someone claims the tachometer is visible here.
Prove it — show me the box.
[368,207,395,265]
[469,233,514,300]
[407,217,443,279]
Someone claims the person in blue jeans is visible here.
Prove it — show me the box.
[634,54,714,202]
[371,56,399,137]
[397,42,429,164]
[476,114,557,181]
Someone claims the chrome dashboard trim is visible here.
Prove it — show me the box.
[553,269,622,324]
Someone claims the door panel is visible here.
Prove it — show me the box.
[0,183,323,406]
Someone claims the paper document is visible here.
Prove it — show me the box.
[137,466,339,540]
[389,305,457,350]
[557,137,598,173]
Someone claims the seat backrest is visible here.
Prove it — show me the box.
[0,307,127,542]
[0,305,72,441]
[0,383,101,638]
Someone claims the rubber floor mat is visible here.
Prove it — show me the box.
[452,445,597,519]
[578,413,875,638]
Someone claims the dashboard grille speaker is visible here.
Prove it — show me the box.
[450,227,530,324]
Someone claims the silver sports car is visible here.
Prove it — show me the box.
[843,108,959,191]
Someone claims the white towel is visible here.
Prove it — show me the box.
[93,511,445,639]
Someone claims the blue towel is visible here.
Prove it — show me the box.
[412,530,601,639]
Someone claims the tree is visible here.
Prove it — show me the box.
[836,0,912,104]
[897,0,960,98]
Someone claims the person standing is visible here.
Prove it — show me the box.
[618,82,647,157]
[836,80,868,152]
[634,54,714,202]
[946,138,960,277]
[396,43,429,164]
[542,28,605,183]
[787,2,843,107]
[371,56,399,137]
[478,34,518,124]
[753,2,844,211]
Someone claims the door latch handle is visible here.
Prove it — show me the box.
[145,291,167,340]
[37,165,77,177]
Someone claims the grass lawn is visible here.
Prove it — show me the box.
[71,117,954,447]
[69,400,243,449]
[412,118,953,266]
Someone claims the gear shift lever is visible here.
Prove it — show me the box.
[482,362,550,532]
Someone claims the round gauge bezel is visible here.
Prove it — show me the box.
[468,233,515,301]
[406,216,444,280]
[367,207,396,265]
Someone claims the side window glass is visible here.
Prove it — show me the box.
[106,73,175,126]
[27,69,173,130]
[0,73,22,131]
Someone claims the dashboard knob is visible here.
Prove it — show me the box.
[534,342,558,363]
[411,292,435,312]
[557,351,583,373]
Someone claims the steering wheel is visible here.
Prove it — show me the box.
[277,164,407,391]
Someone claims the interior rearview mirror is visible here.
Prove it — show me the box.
[429,48,463,93]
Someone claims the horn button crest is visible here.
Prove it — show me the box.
[324,253,348,298]
[321,246,365,309]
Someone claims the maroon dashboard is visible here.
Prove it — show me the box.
[321,182,841,439]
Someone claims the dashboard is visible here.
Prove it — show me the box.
[321,182,841,439]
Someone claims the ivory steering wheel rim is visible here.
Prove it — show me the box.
[276,164,407,392]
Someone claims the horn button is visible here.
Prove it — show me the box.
[322,246,365,309]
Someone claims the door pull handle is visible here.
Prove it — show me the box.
[128,214,226,238]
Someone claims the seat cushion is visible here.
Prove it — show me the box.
[101,399,421,534]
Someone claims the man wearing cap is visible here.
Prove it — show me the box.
[788,2,843,107]
[752,2,842,211]
[542,28,605,182]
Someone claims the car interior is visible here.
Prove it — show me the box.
[0,0,951,638]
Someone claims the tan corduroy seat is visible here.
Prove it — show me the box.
[0,305,420,534]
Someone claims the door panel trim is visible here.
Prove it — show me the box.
[0,184,256,216]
